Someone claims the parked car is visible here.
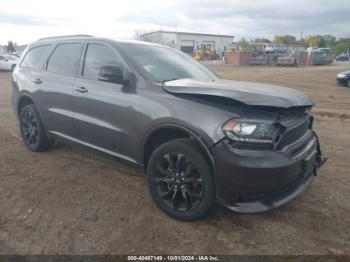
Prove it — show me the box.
[12,35,326,221]
[335,54,349,61]
[8,53,20,58]
[336,71,350,86]
[0,54,18,71]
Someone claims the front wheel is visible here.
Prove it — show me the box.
[147,138,215,221]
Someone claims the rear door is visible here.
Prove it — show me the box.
[13,45,52,115]
[34,42,83,138]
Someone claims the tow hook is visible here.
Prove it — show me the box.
[313,131,327,176]
[313,155,327,176]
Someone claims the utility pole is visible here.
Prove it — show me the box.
[300,28,303,41]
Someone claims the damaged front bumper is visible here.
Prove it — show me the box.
[212,132,327,213]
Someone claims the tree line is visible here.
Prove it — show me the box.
[5,40,17,53]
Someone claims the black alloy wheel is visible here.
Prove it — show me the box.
[147,138,214,221]
[21,109,39,147]
[155,152,204,211]
[19,104,51,152]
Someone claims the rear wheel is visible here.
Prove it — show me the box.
[19,104,52,152]
[147,138,215,221]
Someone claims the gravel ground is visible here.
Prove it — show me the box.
[0,63,349,255]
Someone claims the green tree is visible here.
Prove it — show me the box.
[238,38,251,51]
[273,35,297,45]
[7,40,15,53]
[319,36,326,48]
[323,35,336,48]
[253,38,271,43]
[304,35,335,48]
[334,38,350,55]
[274,36,284,44]
[305,35,321,47]
[300,38,308,48]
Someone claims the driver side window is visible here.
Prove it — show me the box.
[83,43,122,80]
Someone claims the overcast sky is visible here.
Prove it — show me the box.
[0,0,349,45]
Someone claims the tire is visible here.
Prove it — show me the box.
[11,64,16,71]
[347,79,350,87]
[147,138,215,221]
[19,104,51,152]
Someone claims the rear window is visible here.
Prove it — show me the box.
[21,45,50,68]
[47,43,82,76]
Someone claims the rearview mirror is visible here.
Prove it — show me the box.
[97,65,133,85]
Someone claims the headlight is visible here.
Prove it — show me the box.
[337,74,346,78]
[222,119,281,144]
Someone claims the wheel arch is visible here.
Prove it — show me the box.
[17,94,37,118]
[142,124,216,175]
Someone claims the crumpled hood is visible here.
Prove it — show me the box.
[163,78,314,108]
[339,70,350,75]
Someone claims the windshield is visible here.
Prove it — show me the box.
[119,43,218,82]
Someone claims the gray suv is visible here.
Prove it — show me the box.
[12,35,326,220]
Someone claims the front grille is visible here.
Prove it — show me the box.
[228,141,273,150]
[276,116,310,150]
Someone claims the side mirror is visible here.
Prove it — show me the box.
[98,65,133,85]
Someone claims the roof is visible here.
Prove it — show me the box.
[38,34,94,41]
[140,30,234,38]
[32,35,167,48]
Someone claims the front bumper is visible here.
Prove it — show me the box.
[212,132,326,213]
[336,76,349,85]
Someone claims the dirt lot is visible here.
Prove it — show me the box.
[0,63,350,255]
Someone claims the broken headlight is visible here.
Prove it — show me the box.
[222,119,281,144]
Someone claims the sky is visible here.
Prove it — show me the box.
[0,0,349,45]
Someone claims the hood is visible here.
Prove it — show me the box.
[163,78,314,109]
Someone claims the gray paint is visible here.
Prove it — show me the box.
[163,78,314,108]
[12,36,313,166]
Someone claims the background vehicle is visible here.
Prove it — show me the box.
[335,53,349,61]
[12,35,325,221]
[0,54,18,71]
[337,70,350,86]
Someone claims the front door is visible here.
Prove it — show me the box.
[72,42,138,163]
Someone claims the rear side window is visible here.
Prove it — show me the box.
[47,43,82,76]
[21,45,50,68]
[83,43,122,80]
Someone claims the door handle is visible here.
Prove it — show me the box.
[33,79,42,84]
[75,86,88,93]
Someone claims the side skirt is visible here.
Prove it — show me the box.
[49,131,139,165]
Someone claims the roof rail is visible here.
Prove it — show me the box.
[38,34,93,41]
